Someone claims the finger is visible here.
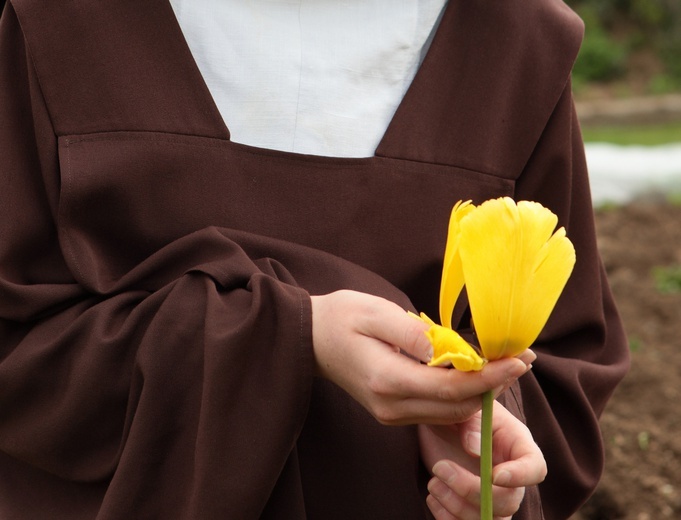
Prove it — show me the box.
[492,352,535,400]
[427,468,480,520]
[356,297,434,362]
[382,395,484,425]
[431,462,527,519]
[369,360,530,425]
[432,461,480,503]
[492,486,526,518]
[395,357,530,405]
[490,403,548,487]
[493,456,547,489]
[425,493,457,520]
[428,482,525,520]
[316,333,527,426]
[516,349,536,366]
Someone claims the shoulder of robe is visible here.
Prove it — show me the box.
[445,0,585,85]
[494,0,585,67]
[9,0,226,138]
[379,0,584,176]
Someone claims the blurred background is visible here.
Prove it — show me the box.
[565,1,681,519]
[569,0,681,204]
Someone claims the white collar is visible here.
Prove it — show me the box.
[170,0,447,157]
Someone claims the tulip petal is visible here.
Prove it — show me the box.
[423,321,486,371]
[458,198,575,360]
[439,200,475,329]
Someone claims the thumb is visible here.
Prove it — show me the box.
[458,413,483,458]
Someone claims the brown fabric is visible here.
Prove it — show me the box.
[0,1,629,519]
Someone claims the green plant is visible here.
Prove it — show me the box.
[628,336,643,352]
[566,0,681,90]
[652,264,681,294]
[659,30,681,84]
[648,73,681,95]
[595,200,621,212]
[666,192,681,206]
[581,121,681,145]
[574,32,626,83]
[637,430,650,451]
[572,6,627,83]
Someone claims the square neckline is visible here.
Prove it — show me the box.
[162,0,453,163]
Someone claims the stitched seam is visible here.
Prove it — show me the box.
[58,140,86,282]
[62,131,514,184]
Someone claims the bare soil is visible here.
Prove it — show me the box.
[570,201,681,520]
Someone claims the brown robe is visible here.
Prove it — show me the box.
[0,1,629,518]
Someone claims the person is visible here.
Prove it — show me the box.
[0,1,629,519]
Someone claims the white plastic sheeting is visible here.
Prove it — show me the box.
[585,142,681,205]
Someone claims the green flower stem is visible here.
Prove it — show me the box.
[480,389,494,520]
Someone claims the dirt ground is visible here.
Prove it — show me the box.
[570,200,681,520]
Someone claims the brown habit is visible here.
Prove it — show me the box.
[0,1,629,518]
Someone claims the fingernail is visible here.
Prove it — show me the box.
[432,461,457,484]
[493,470,512,486]
[507,361,527,379]
[426,346,434,362]
[466,431,481,456]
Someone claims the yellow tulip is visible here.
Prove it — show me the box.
[422,197,575,366]
[420,196,575,520]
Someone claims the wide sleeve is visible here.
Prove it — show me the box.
[0,6,410,519]
[500,80,630,520]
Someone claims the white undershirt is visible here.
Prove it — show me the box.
[169,0,447,157]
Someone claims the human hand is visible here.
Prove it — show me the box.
[310,290,532,426]
[419,397,547,519]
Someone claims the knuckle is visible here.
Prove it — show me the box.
[434,372,465,400]
[436,383,461,402]
[443,398,479,423]
[372,403,400,425]
[364,371,402,425]
[365,367,393,397]
[520,450,548,484]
